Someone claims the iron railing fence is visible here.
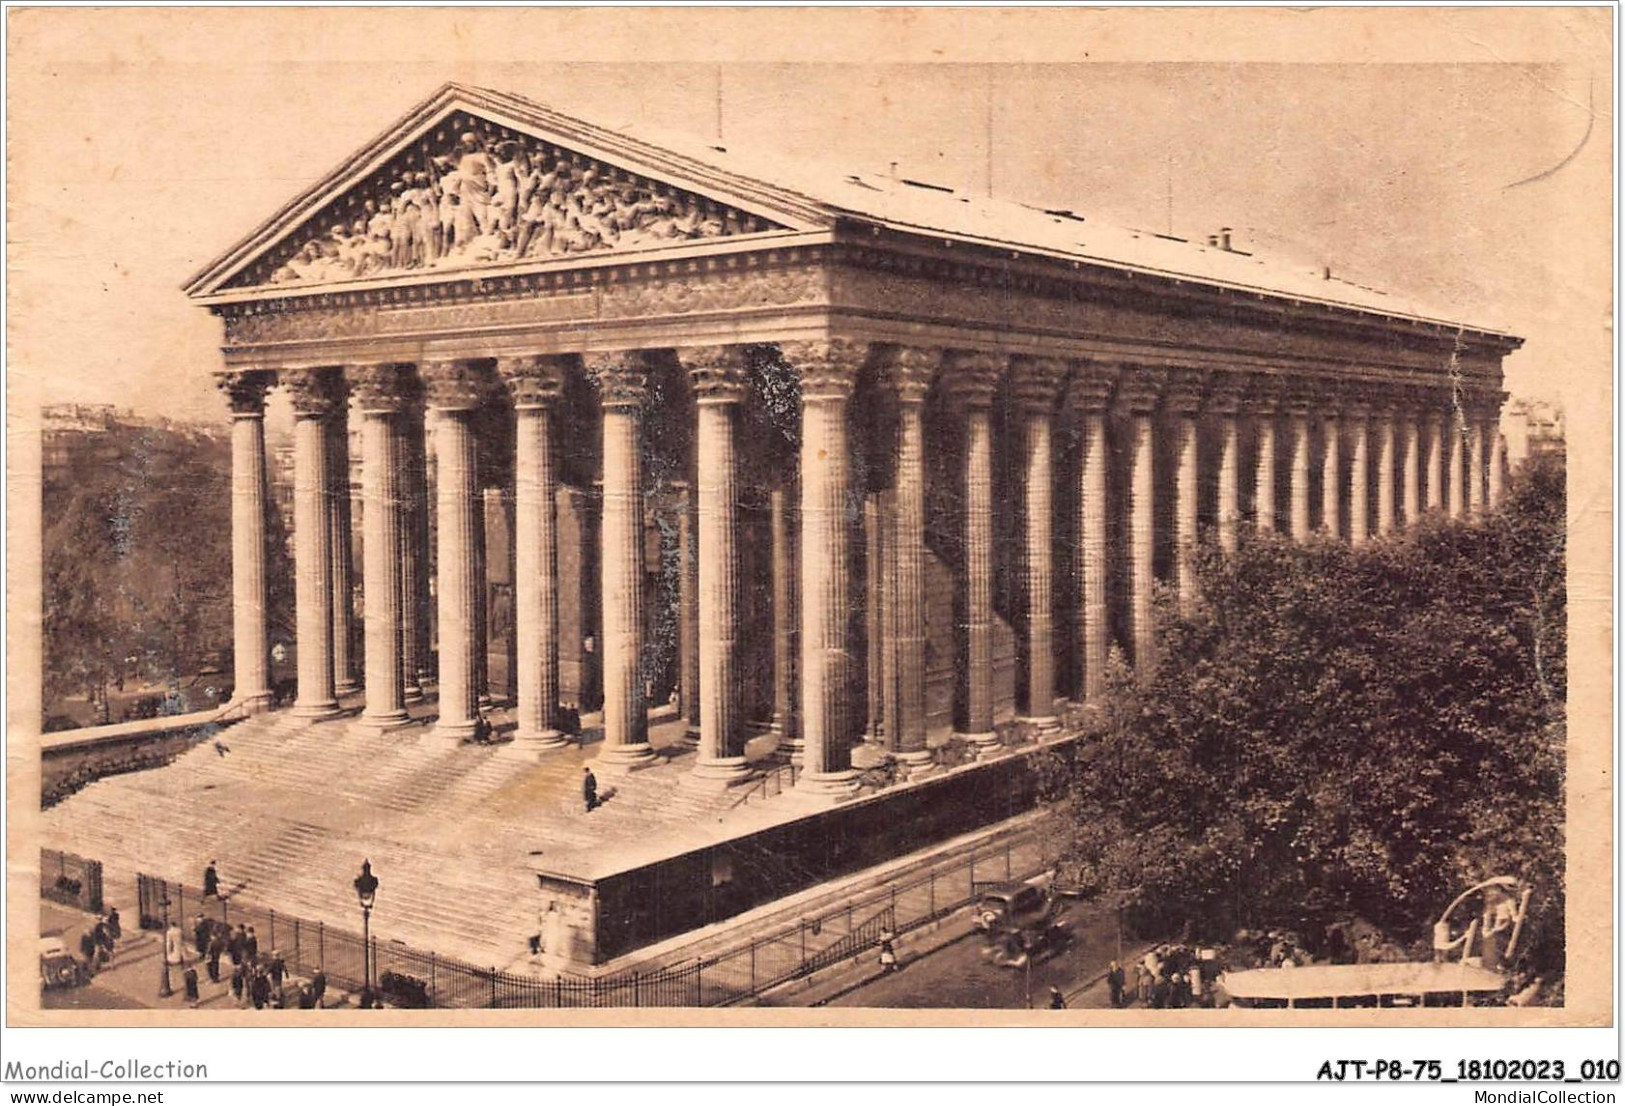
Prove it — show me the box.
[41,847,104,913]
[131,824,1050,1007]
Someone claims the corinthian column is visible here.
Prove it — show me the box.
[1447,411,1467,519]
[1119,370,1166,671]
[1489,426,1508,507]
[326,394,359,697]
[946,351,1003,755]
[787,339,867,795]
[1321,412,1342,538]
[1012,355,1066,730]
[284,369,343,719]
[884,346,937,772]
[587,351,656,767]
[1466,411,1486,516]
[770,482,799,758]
[422,360,490,744]
[220,371,274,713]
[682,345,751,780]
[1067,365,1117,700]
[1375,403,1397,536]
[1400,403,1421,527]
[1285,393,1312,541]
[1348,404,1371,546]
[1425,406,1446,514]
[1208,374,1244,555]
[1161,370,1204,609]
[400,404,428,702]
[499,355,570,753]
[679,483,701,746]
[1250,379,1280,535]
[349,364,411,731]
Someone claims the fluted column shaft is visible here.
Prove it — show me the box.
[769,484,799,753]
[687,347,750,779]
[352,368,409,730]
[1077,401,1111,699]
[1130,413,1156,665]
[400,407,427,701]
[286,372,341,718]
[592,352,655,765]
[1375,410,1396,536]
[1467,419,1486,515]
[1488,427,1507,506]
[680,484,701,743]
[962,397,997,742]
[1425,411,1446,513]
[501,356,569,752]
[863,495,885,741]
[892,393,929,764]
[223,373,273,712]
[792,340,865,793]
[1399,414,1420,526]
[327,408,358,696]
[432,409,480,739]
[1447,417,1466,519]
[1254,412,1277,534]
[1349,412,1371,545]
[1217,413,1240,554]
[1321,416,1342,538]
[1287,410,1311,540]
[473,491,490,707]
[1012,356,1064,727]
[1164,372,1204,610]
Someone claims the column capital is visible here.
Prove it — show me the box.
[1161,367,1210,417]
[1061,362,1118,414]
[584,350,654,407]
[780,339,869,401]
[1244,373,1284,416]
[1009,355,1068,414]
[218,370,274,417]
[680,344,751,403]
[497,354,571,409]
[1277,376,1321,417]
[282,367,345,419]
[348,363,420,414]
[1113,367,1167,416]
[1202,371,1248,416]
[421,359,496,412]
[879,344,941,404]
[943,349,1005,408]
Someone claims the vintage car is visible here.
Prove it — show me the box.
[39,936,85,991]
[974,882,1071,967]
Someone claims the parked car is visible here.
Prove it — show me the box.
[39,936,85,990]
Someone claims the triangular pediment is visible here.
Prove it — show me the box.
[186,84,832,298]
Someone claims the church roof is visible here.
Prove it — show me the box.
[186,82,1516,344]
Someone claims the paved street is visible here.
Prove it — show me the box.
[825,895,1152,1009]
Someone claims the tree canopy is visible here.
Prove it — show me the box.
[1038,453,1566,973]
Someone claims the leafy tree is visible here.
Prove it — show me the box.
[1038,452,1566,972]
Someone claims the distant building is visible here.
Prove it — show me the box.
[1503,398,1565,467]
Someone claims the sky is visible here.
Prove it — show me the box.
[7,8,1612,434]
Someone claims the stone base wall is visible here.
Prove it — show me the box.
[553,738,1063,965]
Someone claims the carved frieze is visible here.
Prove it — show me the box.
[229,109,785,291]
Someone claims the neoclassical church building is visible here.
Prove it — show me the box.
[49,83,1524,970]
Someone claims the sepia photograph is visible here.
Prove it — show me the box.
[3,4,1614,1089]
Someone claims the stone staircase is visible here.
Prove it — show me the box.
[40,706,765,969]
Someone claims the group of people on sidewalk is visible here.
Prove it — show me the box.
[175,913,330,1010]
[1104,947,1224,1009]
[76,907,122,976]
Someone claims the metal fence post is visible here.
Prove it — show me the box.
[269,910,276,952]
[929,871,935,916]
[318,920,325,971]
[633,972,641,1008]
[430,952,437,1008]
[293,919,301,975]
[1005,843,1012,881]
[750,940,757,996]
[554,976,562,1008]
[969,854,975,888]
[490,966,498,1008]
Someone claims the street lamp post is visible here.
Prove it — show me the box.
[157,893,173,999]
[354,860,378,994]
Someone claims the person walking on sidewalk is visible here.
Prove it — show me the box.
[206,928,226,983]
[1048,986,1067,1010]
[1107,960,1126,1008]
[582,767,598,813]
[203,860,220,901]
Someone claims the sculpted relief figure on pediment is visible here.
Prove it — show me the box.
[231,110,785,290]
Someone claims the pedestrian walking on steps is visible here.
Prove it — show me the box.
[203,860,220,900]
[105,906,121,942]
[582,766,598,813]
